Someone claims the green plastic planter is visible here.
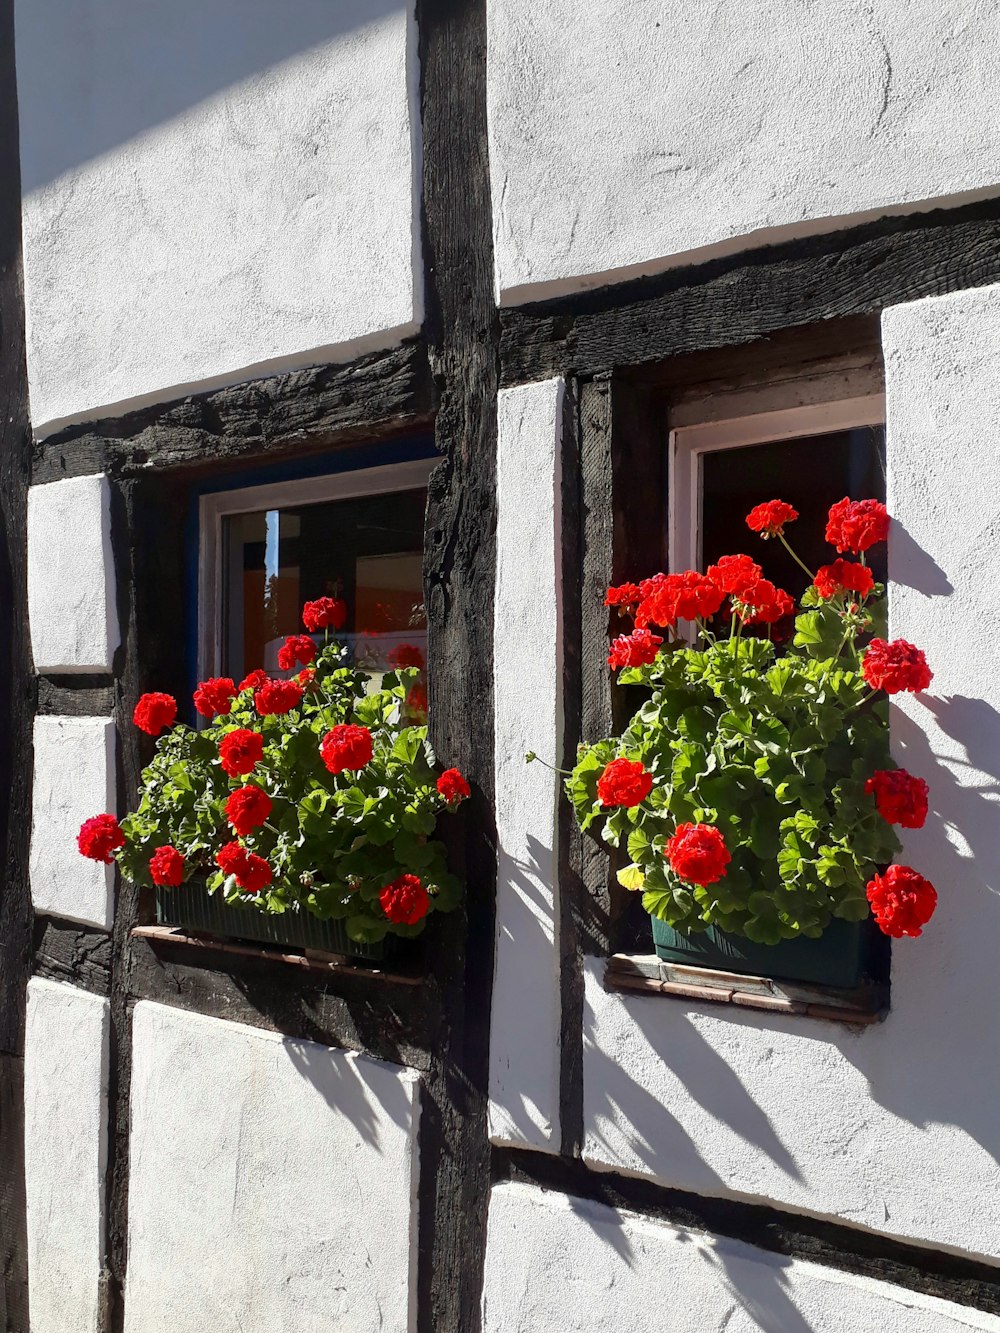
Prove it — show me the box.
[650,915,883,989]
[155,882,391,963]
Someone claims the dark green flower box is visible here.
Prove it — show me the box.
[155,882,389,963]
[650,915,884,989]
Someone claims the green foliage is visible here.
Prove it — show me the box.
[117,643,462,942]
[568,602,900,943]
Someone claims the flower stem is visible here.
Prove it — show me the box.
[778,533,816,583]
[525,751,572,776]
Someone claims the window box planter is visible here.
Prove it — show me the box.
[155,882,393,963]
[650,915,882,989]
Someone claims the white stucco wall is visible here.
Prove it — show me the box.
[24,978,110,1333]
[488,0,1000,302]
[489,378,564,1153]
[31,716,117,930]
[28,474,119,674]
[482,1182,1000,1333]
[16,0,422,433]
[578,281,1000,1260]
[124,1002,420,1333]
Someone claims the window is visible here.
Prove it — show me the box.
[198,457,433,688]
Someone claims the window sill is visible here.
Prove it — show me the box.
[130,924,424,987]
[604,953,886,1026]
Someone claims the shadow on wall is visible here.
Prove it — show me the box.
[17,0,407,193]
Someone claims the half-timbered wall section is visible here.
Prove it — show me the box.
[5,2,1000,1330]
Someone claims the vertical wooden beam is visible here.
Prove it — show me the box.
[415,0,498,1327]
[0,2,34,1325]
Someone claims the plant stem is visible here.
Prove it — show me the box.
[524,751,572,776]
[778,533,816,583]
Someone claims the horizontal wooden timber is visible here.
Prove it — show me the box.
[499,197,1000,385]
[35,675,115,717]
[33,339,436,483]
[32,914,113,996]
[495,1148,1000,1317]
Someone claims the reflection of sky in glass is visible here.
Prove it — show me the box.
[264,510,280,598]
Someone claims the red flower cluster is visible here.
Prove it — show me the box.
[635,571,725,628]
[254,678,305,716]
[597,758,653,809]
[814,559,875,601]
[665,822,731,886]
[605,582,641,609]
[406,683,429,719]
[437,768,471,804]
[862,638,933,694]
[379,873,430,925]
[239,668,269,693]
[77,814,125,863]
[277,635,316,672]
[219,728,264,777]
[865,768,929,829]
[225,785,273,837]
[866,865,937,937]
[302,597,347,632]
[194,677,236,719]
[736,578,795,625]
[297,667,317,687]
[826,498,889,553]
[746,500,798,538]
[707,554,762,598]
[133,692,177,736]
[216,841,272,894]
[320,723,373,774]
[149,845,185,887]
[608,627,663,670]
[387,643,425,670]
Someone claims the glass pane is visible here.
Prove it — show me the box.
[700,425,887,600]
[221,487,427,687]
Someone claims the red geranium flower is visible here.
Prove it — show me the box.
[193,677,236,718]
[77,814,125,863]
[215,841,272,894]
[437,768,471,804]
[746,500,798,538]
[219,728,264,777]
[302,597,347,632]
[238,668,269,693]
[605,582,642,609]
[707,554,763,598]
[254,678,305,716]
[665,822,731,886]
[597,758,654,809]
[320,723,374,774]
[864,769,929,829]
[814,559,875,600]
[862,638,933,694]
[387,643,425,670]
[736,578,796,625]
[608,627,663,670]
[866,865,937,937]
[636,571,724,628]
[225,785,273,837]
[825,497,889,553]
[296,667,317,687]
[379,873,430,925]
[149,845,185,887]
[133,692,177,736]
[276,635,316,672]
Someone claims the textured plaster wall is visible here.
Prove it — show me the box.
[580,281,1000,1260]
[24,979,110,1333]
[489,378,564,1152]
[124,1002,420,1333]
[28,474,119,673]
[16,0,422,433]
[487,0,1000,302]
[482,1182,1000,1333]
[31,715,117,929]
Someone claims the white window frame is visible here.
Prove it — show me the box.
[668,392,886,575]
[198,457,435,680]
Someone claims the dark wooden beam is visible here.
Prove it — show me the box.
[36,676,115,718]
[32,340,435,483]
[500,197,1000,385]
[0,0,35,1323]
[414,0,498,1327]
[32,916,113,997]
